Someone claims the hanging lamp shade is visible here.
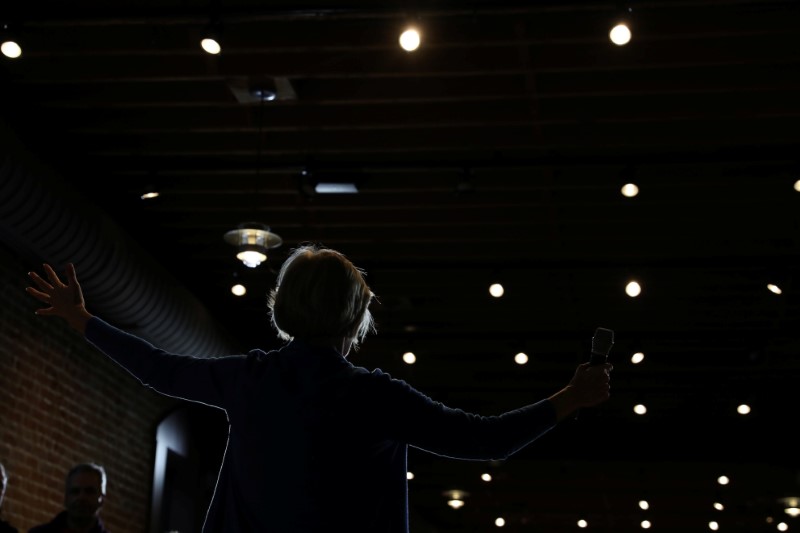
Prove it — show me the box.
[224,222,282,268]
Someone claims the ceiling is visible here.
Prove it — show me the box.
[2,0,800,531]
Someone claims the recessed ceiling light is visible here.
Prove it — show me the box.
[626,281,642,297]
[399,28,421,51]
[1,40,22,59]
[610,23,632,45]
[489,283,504,297]
[621,183,639,197]
[201,37,221,55]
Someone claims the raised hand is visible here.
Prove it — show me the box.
[567,362,612,408]
[26,263,93,334]
[548,362,612,421]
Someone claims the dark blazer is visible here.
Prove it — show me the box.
[28,511,108,533]
[87,317,557,532]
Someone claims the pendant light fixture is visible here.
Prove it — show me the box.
[224,86,282,268]
[224,222,282,268]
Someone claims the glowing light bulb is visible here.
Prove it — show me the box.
[447,499,464,509]
[399,28,420,51]
[621,183,639,197]
[489,283,505,297]
[626,281,642,297]
[237,249,266,268]
[201,38,221,54]
[1,40,22,59]
[610,23,632,45]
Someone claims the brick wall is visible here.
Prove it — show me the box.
[0,243,177,533]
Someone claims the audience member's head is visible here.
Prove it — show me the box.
[63,463,106,525]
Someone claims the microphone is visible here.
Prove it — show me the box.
[575,327,614,421]
[590,327,614,365]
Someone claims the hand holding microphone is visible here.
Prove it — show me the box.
[573,327,614,420]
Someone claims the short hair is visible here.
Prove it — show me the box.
[66,463,107,496]
[268,244,375,349]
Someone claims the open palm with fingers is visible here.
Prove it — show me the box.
[26,263,93,333]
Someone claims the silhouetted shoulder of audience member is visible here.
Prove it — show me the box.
[26,247,611,533]
[0,462,19,533]
[28,463,109,533]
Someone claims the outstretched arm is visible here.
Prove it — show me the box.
[25,263,244,408]
[26,263,93,334]
[381,361,612,460]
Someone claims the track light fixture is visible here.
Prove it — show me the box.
[399,12,422,52]
[223,86,282,268]
[201,21,223,55]
[609,5,633,46]
[1,23,22,59]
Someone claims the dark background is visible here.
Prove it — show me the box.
[2,1,800,531]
